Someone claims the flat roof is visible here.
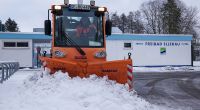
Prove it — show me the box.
[0,33,193,41]
[0,32,52,40]
[107,34,193,41]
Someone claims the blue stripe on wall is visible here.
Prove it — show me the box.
[0,33,192,41]
[107,34,193,41]
[0,33,51,40]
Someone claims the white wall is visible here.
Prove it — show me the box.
[106,40,192,66]
[0,39,33,67]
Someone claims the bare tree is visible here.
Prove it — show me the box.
[179,6,199,38]
[140,0,164,34]
[119,13,128,33]
[110,0,199,36]
[127,12,134,33]
[126,11,144,34]
[140,0,199,36]
[173,0,199,37]
[133,11,144,34]
[110,12,121,27]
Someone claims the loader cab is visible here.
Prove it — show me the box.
[44,4,112,62]
[54,6,104,47]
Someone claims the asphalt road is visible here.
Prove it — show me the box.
[134,71,200,110]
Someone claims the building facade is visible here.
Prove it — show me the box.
[107,34,193,67]
[0,32,51,68]
[0,32,193,67]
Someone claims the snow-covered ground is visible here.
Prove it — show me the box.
[193,61,200,67]
[0,70,178,110]
[134,61,200,72]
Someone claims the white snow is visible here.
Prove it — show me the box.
[134,66,200,72]
[0,69,177,110]
[193,61,200,67]
[112,27,123,34]
[134,62,200,72]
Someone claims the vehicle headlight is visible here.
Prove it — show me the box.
[54,5,62,10]
[95,51,107,58]
[98,7,107,12]
[54,50,65,58]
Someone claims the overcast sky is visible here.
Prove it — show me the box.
[0,0,199,32]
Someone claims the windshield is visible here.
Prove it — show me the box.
[55,8,104,47]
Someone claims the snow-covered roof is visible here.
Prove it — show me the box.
[112,27,122,34]
[0,32,51,40]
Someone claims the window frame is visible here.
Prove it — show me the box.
[54,8,105,48]
[124,42,132,49]
[3,42,16,47]
[2,41,29,49]
[17,42,29,47]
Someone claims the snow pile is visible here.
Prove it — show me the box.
[134,61,200,72]
[0,70,175,110]
[134,67,162,72]
[193,61,200,67]
[134,66,200,72]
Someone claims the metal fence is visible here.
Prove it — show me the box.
[0,62,19,84]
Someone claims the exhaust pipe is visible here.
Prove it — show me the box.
[64,0,69,5]
[90,0,95,6]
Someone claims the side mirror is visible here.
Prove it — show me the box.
[106,20,112,36]
[44,20,51,35]
[95,11,105,17]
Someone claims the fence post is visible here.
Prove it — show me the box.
[0,64,3,83]
[0,62,19,84]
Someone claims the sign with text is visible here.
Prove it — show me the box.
[135,41,190,47]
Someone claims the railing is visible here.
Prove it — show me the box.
[0,62,19,84]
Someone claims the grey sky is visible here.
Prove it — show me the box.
[0,0,199,32]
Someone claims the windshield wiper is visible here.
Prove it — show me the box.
[62,31,86,56]
[58,17,85,56]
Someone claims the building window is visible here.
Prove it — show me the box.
[3,41,29,48]
[4,42,16,47]
[124,43,132,48]
[17,42,29,47]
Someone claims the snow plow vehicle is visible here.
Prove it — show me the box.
[40,0,133,90]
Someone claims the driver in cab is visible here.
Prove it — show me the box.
[76,17,96,38]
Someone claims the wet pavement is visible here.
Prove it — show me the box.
[134,72,200,110]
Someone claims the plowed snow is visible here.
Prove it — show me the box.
[0,70,178,110]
